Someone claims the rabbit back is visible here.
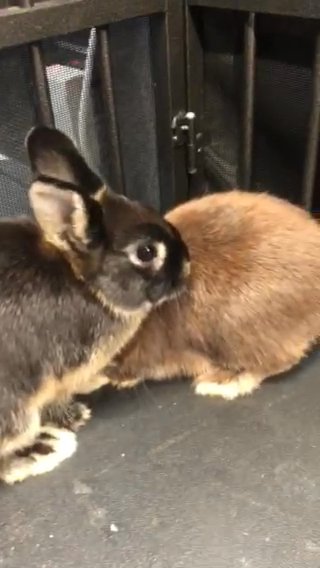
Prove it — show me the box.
[165,190,320,373]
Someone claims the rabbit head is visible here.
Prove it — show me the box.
[26,127,190,316]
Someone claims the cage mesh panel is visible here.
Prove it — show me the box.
[0,20,160,217]
[0,45,34,216]
[252,17,313,203]
[108,17,160,208]
[200,9,316,205]
[202,9,243,191]
[42,19,159,207]
[42,30,102,175]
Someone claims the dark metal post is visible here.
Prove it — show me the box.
[20,0,54,126]
[302,33,320,210]
[29,43,55,126]
[240,12,256,189]
[185,5,204,197]
[0,0,167,50]
[150,13,176,213]
[167,0,189,205]
[96,27,125,194]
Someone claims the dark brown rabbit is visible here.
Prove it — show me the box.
[105,190,320,399]
[0,127,189,484]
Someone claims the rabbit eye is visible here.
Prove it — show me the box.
[126,241,166,269]
[136,244,157,263]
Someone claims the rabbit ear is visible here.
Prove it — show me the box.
[25,126,104,198]
[29,179,90,249]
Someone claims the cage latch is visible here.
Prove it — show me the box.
[172,111,201,175]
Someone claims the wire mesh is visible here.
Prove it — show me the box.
[0,15,161,217]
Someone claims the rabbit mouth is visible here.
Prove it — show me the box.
[150,279,188,307]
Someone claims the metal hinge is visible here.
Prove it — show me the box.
[171,111,202,175]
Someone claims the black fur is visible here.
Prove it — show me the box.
[0,218,116,438]
[0,127,189,480]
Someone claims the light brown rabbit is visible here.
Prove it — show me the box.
[104,190,320,399]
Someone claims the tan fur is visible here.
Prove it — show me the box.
[93,186,108,203]
[109,191,320,399]
[71,194,90,243]
[30,181,89,252]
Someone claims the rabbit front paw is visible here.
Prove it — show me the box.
[42,401,92,432]
[0,426,77,484]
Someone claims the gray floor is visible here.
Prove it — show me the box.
[1,353,320,568]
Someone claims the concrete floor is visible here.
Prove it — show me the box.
[1,353,320,568]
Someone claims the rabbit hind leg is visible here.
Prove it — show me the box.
[194,370,263,400]
[193,340,311,400]
[42,400,92,431]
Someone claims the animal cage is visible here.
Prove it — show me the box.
[0,0,319,216]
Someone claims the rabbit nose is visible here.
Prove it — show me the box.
[146,280,169,304]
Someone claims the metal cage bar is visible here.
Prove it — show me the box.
[240,12,255,189]
[28,42,55,127]
[185,5,204,198]
[96,27,125,194]
[166,0,189,205]
[19,0,54,127]
[302,33,320,210]
[149,13,175,212]
[0,0,166,49]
